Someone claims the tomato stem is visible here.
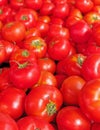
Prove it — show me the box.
[46,101,57,116]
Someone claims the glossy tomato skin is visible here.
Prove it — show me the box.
[17,115,55,130]
[9,62,40,89]
[69,20,92,44]
[63,53,86,76]
[0,87,26,119]
[25,84,63,122]
[81,54,100,81]
[60,75,86,106]
[10,0,25,10]
[0,112,18,130]
[79,79,100,122]
[34,70,57,88]
[1,21,26,43]
[37,57,56,74]
[47,37,71,61]
[0,40,6,64]
[75,0,94,14]
[24,0,43,10]
[0,67,12,91]
[15,8,38,29]
[23,36,47,58]
[56,106,91,130]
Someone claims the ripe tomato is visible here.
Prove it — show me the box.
[52,3,70,19]
[79,78,100,122]
[0,87,26,119]
[47,37,71,61]
[0,112,18,130]
[35,70,57,88]
[62,53,86,76]
[23,36,47,58]
[60,75,86,106]
[15,8,38,29]
[91,122,100,130]
[81,54,100,81]
[0,67,12,91]
[17,115,55,130]
[10,48,37,66]
[69,20,92,44]
[25,84,63,122]
[9,61,40,89]
[24,0,43,10]
[0,41,6,64]
[1,21,26,43]
[37,57,56,74]
[56,106,91,130]
[75,0,94,14]
[10,0,25,10]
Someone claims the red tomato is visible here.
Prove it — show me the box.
[0,67,12,91]
[23,36,47,58]
[92,22,100,46]
[69,20,92,44]
[24,0,43,10]
[62,53,86,76]
[84,11,100,25]
[81,54,100,81]
[0,0,8,6]
[52,3,70,19]
[35,70,57,88]
[75,0,94,14]
[10,48,37,66]
[0,41,6,64]
[15,8,38,29]
[37,57,56,74]
[0,87,26,119]
[0,112,18,130]
[17,116,55,130]
[56,106,91,130]
[0,40,19,62]
[25,27,41,39]
[1,21,26,43]
[79,79,100,122]
[35,20,49,38]
[39,1,55,16]
[25,84,63,122]
[9,61,40,89]
[60,75,86,106]
[47,37,71,61]
[10,0,25,10]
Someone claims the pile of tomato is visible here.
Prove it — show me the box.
[1,0,100,129]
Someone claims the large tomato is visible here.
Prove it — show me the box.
[37,57,56,74]
[56,106,91,130]
[14,8,38,29]
[47,36,71,61]
[25,84,63,122]
[23,36,47,58]
[0,112,18,130]
[1,21,26,43]
[69,20,92,44]
[81,54,100,81]
[79,78,100,122]
[9,61,40,89]
[0,87,26,119]
[17,115,55,130]
[60,75,86,106]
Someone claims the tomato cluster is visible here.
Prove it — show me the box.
[1,0,100,130]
